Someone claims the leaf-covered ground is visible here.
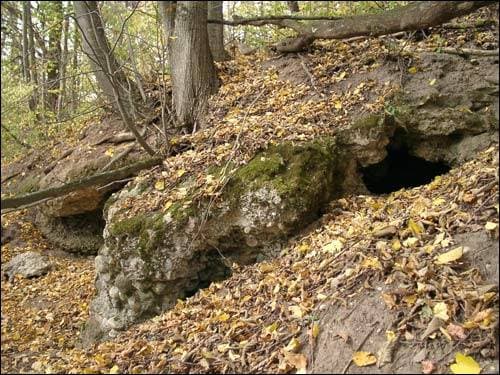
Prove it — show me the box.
[1,8,499,374]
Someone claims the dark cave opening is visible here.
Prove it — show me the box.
[361,145,451,194]
[182,249,233,299]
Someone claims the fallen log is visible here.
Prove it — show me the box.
[1,157,162,211]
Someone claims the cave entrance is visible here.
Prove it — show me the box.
[361,145,450,194]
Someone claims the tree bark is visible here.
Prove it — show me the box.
[1,157,162,210]
[209,1,492,52]
[208,1,230,61]
[160,1,219,132]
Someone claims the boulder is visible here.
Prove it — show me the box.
[82,138,363,343]
[3,251,51,281]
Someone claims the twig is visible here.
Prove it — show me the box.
[342,327,375,373]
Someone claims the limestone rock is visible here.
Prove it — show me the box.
[82,138,363,344]
[3,252,51,281]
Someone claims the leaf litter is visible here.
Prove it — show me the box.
[1,8,499,374]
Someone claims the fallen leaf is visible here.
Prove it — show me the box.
[408,66,418,74]
[433,302,449,321]
[485,221,498,230]
[435,247,463,265]
[323,239,343,253]
[429,78,437,86]
[311,322,320,339]
[154,179,165,191]
[109,365,120,374]
[450,353,481,374]
[352,351,377,367]
[284,337,301,353]
[289,305,304,319]
[361,257,382,270]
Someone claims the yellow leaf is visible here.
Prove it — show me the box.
[105,148,114,157]
[217,312,230,322]
[485,221,498,230]
[312,322,320,339]
[264,322,278,335]
[403,237,419,247]
[391,239,402,251]
[338,71,347,79]
[429,78,437,86]
[109,365,120,374]
[176,169,186,178]
[296,243,310,254]
[334,101,343,109]
[408,218,424,236]
[432,197,446,206]
[435,247,463,265]
[408,66,418,74]
[403,294,417,305]
[433,302,449,321]
[352,351,377,367]
[284,337,301,352]
[386,330,396,343]
[154,179,165,191]
[323,239,343,253]
[361,257,382,270]
[450,353,481,374]
[289,305,304,319]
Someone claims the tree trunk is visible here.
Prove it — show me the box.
[73,1,138,115]
[56,14,69,120]
[208,1,230,61]
[160,1,219,132]
[74,1,155,156]
[286,1,300,13]
[46,1,63,111]
[22,2,30,82]
[71,19,80,112]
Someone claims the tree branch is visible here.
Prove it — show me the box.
[1,157,162,210]
[210,1,493,53]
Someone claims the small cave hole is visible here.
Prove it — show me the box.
[182,250,233,299]
[361,145,450,194]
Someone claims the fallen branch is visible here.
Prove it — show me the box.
[1,157,162,210]
[210,2,492,52]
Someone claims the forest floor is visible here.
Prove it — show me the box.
[1,7,499,374]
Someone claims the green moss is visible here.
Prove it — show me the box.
[224,137,338,223]
[352,114,383,130]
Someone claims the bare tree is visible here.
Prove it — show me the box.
[74,1,155,156]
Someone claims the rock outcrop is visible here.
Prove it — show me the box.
[83,52,499,343]
[82,138,365,343]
